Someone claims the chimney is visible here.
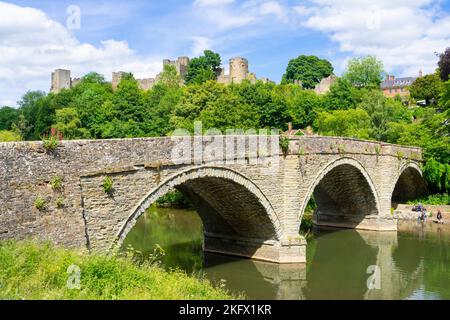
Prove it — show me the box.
[419,69,423,77]
[288,122,293,132]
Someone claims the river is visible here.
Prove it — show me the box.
[122,206,450,300]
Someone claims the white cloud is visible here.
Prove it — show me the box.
[0,1,162,106]
[259,1,288,22]
[194,0,235,7]
[191,36,212,56]
[297,0,449,75]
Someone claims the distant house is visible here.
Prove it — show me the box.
[380,71,422,98]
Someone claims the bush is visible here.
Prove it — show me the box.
[42,128,63,152]
[34,196,46,211]
[156,191,192,209]
[56,197,65,209]
[279,137,290,155]
[102,177,114,194]
[407,194,450,205]
[50,176,63,191]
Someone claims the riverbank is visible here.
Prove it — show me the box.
[394,204,450,221]
[0,241,235,300]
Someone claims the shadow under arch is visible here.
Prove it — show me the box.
[115,166,284,262]
[391,162,427,205]
[300,158,381,230]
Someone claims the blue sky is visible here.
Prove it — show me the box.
[1,0,450,106]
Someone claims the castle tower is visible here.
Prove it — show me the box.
[176,56,190,78]
[51,69,72,93]
[229,57,249,84]
[112,71,127,90]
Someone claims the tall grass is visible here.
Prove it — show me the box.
[0,241,235,300]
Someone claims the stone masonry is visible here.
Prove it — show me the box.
[0,136,426,264]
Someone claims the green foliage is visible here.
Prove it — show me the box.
[54,108,89,140]
[282,55,334,89]
[158,64,182,87]
[0,241,234,300]
[410,74,443,104]
[343,56,385,88]
[315,108,371,139]
[323,78,363,111]
[102,177,114,194]
[279,137,290,155]
[34,196,46,211]
[50,176,63,191]
[0,130,22,142]
[156,191,192,209]
[407,194,450,205]
[0,107,19,131]
[42,129,62,152]
[185,50,221,85]
[358,90,411,141]
[423,158,450,194]
[56,197,65,209]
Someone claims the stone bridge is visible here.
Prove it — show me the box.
[0,136,427,264]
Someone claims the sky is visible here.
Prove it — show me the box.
[1,0,450,107]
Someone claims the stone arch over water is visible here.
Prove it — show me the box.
[391,163,427,204]
[300,158,381,229]
[115,166,283,260]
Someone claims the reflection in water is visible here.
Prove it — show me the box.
[123,207,450,300]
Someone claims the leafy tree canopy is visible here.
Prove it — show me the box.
[282,55,334,89]
[343,56,385,88]
[185,50,221,85]
[410,73,443,105]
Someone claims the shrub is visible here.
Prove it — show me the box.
[34,196,46,211]
[50,176,63,191]
[42,128,63,152]
[102,177,114,194]
[56,197,65,209]
[279,137,290,155]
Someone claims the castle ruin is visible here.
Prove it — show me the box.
[217,57,273,85]
[50,55,273,93]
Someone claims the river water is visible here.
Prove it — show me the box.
[123,207,450,300]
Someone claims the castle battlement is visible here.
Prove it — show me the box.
[50,55,272,93]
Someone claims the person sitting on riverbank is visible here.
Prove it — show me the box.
[422,209,428,222]
[437,210,444,224]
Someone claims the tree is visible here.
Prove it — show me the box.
[315,108,371,139]
[185,50,222,85]
[285,88,324,128]
[359,90,411,141]
[158,64,182,87]
[0,106,19,131]
[54,108,89,139]
[343,56,385,88]
[17,91,47,140]
[323,78,362,111]
[171,80,228,131]
[438,47,450,82]
[282,55,334,89]
[410,73,443,105]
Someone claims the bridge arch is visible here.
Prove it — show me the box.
[391,162,427,204]
[115,166,283,251]
[300,158,381,228]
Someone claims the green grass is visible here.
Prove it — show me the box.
[407,194,450,206]
[0,241,236,300]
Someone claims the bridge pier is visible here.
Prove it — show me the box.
[204,233,307,264]
[313,213,398,231]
